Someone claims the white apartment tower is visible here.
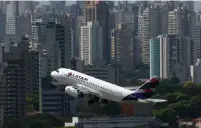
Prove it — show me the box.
[80,22,103,65]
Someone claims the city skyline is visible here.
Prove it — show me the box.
[1,1,201,127]
[40,1,201,12]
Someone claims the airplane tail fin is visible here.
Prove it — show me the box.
[122,76,160,100]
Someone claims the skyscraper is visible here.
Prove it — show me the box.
[139,5,161,65]
[111,23,137,70]
[168,6,196,63]
[49,1,65,12]
[196,12,201,59]
[160,34,192,83]
[150,35,161,78]
[41,15,72,77]
[0,9,6,39]
[80,22,103,65]
[84,1,109,63]
[2,35,30,118]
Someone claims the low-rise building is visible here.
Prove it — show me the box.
[82,60,119,84]
[40,89,77,117]
[65,116,162,128]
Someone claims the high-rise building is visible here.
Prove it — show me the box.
[0,10,6,39]
[40,15,72,78]
[0,40,4,62]
[24,50,40,94]
[196,12,201,59]
[71,4,83,16]
[75,16,84,58]
[168,7,188,36]
[1,35,41,119]
[191,59,201,84]
[76,1,84,12]
[31,19,46,43]
[59,14,72,68]
[82,60,119,84]
[2,36,29,118]
[160,34,192,83]
[6,1,21,39]
[84,1,109,63]
[166,1,181,11]
[168,6,196,63]
[21,1,39,14]
[150,35,162,78]
[111,23,138,71]
[5,1,32,42]
[21,13,32,36]
[114,10,135,27]
[139,5,162,64]
[41,21,61,76]
[41,90,76,117]
[80,22,103,65]
[0,106,3,127]
[49,1,65,13]
[182,1,194,12]
[0,1,6,13]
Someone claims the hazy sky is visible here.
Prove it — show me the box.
[40,1,201,12]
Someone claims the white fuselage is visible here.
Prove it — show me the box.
[54,68,133,102]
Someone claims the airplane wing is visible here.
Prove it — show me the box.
[123,86,140,91]
[74,84,104,98]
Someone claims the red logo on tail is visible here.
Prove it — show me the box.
[68,72,72,76]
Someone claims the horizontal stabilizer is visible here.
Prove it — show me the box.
[138,98,167,104]
[145,98,167,103]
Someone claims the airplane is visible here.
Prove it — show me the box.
[51,68,167,105]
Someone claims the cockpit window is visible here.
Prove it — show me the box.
[56,70,59,73]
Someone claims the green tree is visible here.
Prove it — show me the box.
[3,119,22,128]
[165,92,189,104]
[171,76,180,85]
[136,63,149,71]
[26,94,39,111]
[153,108,177,126]
[182,82,201,96]
[100,102,121,116]
[183,81,197,88]
[168,102,188,118]
[22,113,64,128]
[27,121,44,128]
[175,93,190,101]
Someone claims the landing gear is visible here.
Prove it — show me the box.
[88,96,99,105]
[88,100,95,105]
[78,92,84,98]
[100,99,108,104]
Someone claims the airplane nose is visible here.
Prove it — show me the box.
[51,71,56,78]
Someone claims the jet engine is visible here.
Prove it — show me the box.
[65,86,84,98]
